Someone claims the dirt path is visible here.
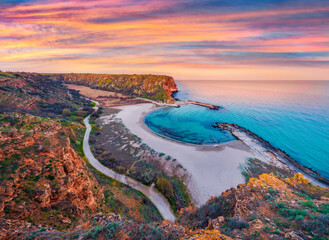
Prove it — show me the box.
[83,101,176,221]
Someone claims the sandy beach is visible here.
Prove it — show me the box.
[114,103,267,206]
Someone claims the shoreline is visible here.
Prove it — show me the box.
[114,103,266,206]
[215,122,329,187]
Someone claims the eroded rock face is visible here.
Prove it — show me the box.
[0,113,104,229]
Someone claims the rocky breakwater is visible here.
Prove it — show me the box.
[214,122,329,186]
[186,100,221,110]
[0,113,104,235]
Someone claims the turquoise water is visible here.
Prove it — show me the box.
[144,80,329,180]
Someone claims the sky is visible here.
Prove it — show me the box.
[0,0,328,80]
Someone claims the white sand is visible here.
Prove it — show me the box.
[115,103,265,206]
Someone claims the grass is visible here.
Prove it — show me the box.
[240,158,293,182]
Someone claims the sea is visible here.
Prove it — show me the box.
[144,80,329,180]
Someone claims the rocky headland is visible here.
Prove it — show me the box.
[46,73,178,103]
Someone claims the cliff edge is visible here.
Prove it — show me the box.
[46,73,178,103]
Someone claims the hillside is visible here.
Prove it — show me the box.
[0,72,87,117]
[179,173,329,239]
[46,73,178,103]
[1,71,328,240]
[4,172,328,239]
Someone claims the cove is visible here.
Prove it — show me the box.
[144,105,236,145]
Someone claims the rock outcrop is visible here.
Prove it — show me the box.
[180,173,329,240]
[0,113,104,235]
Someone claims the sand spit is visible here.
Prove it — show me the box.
[215,123,329,188]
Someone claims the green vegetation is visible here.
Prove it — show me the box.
[46,73,175,102]
[240,158,293,182]
[88,109,191,215]
[156,178,174,199]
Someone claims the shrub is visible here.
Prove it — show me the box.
[46,174,55,181]
[294,191,312,200]
[278,208,308,218]
[302,214,329,235]
[73,116,84,122]
[76,110,86,117]
[275,202,286,209]
[84,225,103,239]
[156,178,174,200]
[301,200,316,209]
[105,222,119,239]
[62,108,71,116]
[226,218,249,230]
[318,203,329,214]
[295,215,305,221]
[178,196,227,229]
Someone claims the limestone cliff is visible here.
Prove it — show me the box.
[46,73,178,103]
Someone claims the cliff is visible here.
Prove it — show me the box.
[46,73,178,103]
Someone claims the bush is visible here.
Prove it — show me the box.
[295,215,305,221]
[76,110,86,117]
[178,196,229,229]
[62,108,71,116]
[302,214,329,235]
[73,116,84,122]
[275,202,286,209]
[301,200,316,209]
[226,218,249,230]
[278,208,308,218]
[84,225,103,239]
[294,191,312,200]
[105,222,119,239]
[318,203,329,214]
[156,178,174,200]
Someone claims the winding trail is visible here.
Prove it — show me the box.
[83,102,176,221]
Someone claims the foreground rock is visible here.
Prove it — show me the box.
[0,113,104,237]
[179,173,329,239]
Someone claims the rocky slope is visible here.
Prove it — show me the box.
[1,71,329,240]
[0,113,104,235]
[179,173,329,239]
[46,73,178,103]
[7,172,328,239]
[0,72,87,117]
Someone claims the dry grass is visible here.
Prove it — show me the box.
[65,84,148,107]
